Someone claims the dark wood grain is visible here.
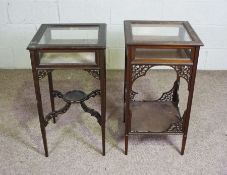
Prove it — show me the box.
[124,20,203,155]
[28,23,106,157]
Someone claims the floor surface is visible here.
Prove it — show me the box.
[0,69,226,175]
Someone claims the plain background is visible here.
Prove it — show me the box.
[0,0,227,70]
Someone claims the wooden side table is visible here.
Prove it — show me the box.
[27,23,106,157]
[124,20,203,155]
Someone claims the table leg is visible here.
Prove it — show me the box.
[124,75,129,155]
[181,47,200,155]
[123,47,127,123]
[125,88,130,155]
[48,72,56,123]
[100,51,106,156]
[30,51,48,157]
[32,70,48,157]
[124,47,132,155]
[125,97,130,155]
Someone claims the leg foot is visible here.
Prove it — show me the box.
[102,124,105,156]
[181,134,187,155]
[40,126,48,157]
[125,135,128,155]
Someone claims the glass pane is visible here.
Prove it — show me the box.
[135,48,191,60]
[39,52,96,64]
[39,26,99,45]
[131,24,191,42]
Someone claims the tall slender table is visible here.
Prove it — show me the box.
[124,20,203,155]
[27,23,106,157]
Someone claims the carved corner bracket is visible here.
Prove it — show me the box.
[166,118,183,133]
[158,79,180,105]
[171,65,192,83]
[84,69,100,80]
[38,70,52,80]
[130,90,138,101]
[131,65,153,83]
[166,110,186,133]
[130,65,154,100]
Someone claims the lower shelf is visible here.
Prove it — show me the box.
[130,101,183,134]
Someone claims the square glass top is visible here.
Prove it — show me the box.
[39,26,99,45]
[132,23,191,42]
[27,23,106,50]
[124,21,203,46]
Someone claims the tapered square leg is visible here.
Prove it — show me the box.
[48,72,56,123]
[181,134,187,155]
[100,50,106,156]
[125,135,128,155]
[30,51,49,157]
[102,125,105,156]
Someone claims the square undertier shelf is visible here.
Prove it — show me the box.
[130,101,183,134]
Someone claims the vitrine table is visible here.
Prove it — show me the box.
[27,23,106,157]
[124,20,203,155]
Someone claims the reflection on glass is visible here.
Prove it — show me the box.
[40,52,96,64]
[39,27,99,45]
[135,48,191,60]
[132,24,191,42]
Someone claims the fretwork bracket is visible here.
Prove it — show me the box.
[165,110,186,133]
[157,79,180,105]
[38,70,52,80]
[131,65,154,83]
[130,64,192,100]
[84,69,100,80]
[166,117,183,133]
[171,65,192,83]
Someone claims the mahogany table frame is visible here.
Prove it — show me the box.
[124,20,203,155]
[27,23,106,157]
